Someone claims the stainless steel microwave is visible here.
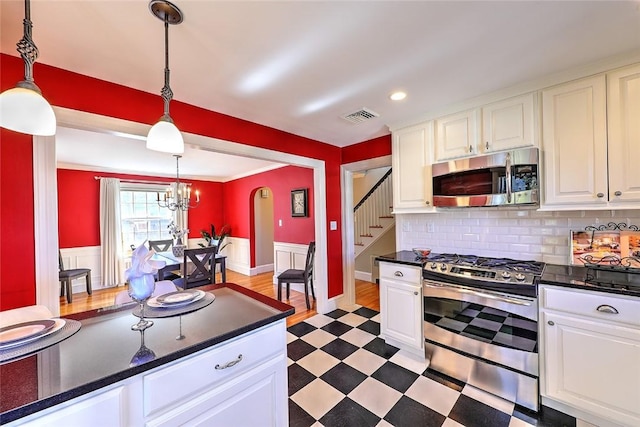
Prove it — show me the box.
[432,147,539,208]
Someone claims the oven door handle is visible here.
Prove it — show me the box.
[423,281,533,306]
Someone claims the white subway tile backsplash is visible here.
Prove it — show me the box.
[398,209,640,265]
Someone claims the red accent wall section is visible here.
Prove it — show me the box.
[341,135,391,165]
[0,130,36,310]
[223,166,314,266]
[57,169,224,248]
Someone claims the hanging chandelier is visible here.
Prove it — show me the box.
[146,0,184,154]
[0,0,56,136]
[157,155,200,211]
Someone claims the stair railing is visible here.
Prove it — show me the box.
[354,169,393,246]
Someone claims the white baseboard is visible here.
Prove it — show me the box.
[250,263,274,276]
[355,270,373,282]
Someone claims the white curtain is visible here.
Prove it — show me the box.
[172,182,189,243]
[100,178,122,286]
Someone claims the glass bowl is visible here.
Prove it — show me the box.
[412,248,431,258]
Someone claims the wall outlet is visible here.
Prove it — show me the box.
[427,221,435,233]
[330,221,338,231]
[278,219,282,227]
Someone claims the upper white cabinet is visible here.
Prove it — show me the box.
[434,109,481,161]
[542,63,640,209]
[607,64,640,205]
[482,92,537,154]
[434,93,537,162]
[392,122,435,213]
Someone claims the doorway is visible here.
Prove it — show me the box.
[34,107,331,317]
[340,155,393,309]
[253,187,274,274]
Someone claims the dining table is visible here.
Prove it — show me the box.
[152,251,227,283]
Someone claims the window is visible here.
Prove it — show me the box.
[120,187,174,251]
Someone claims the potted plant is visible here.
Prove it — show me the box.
[199,224,231,253]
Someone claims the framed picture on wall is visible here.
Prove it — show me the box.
[291,188,308,217]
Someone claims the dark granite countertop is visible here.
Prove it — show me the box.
[376,250,429,267]
[541,264,640,298]
[375,251,640,299]
[0,283,294,425]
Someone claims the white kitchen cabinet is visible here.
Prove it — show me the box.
[391,122,435,213]
[6,322,288,427]
[146,356,286,427]
[607,64,640,205]
[379,262,424,358]
[540,285,640,427]
[8,380,143,427]
[541,63,640,209]
[481,92,537,154]
[434,108,481,161]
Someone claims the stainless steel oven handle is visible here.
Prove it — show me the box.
[423,281,533,306]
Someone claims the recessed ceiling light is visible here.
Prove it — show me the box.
[390,91,407,101]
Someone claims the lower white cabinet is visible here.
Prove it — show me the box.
[7,321,288,427]
[379,262,424,357]
[146,356,286,427]
[540,285,640,427]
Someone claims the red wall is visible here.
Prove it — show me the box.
[57,169,224,248]
[0,129,36,309]
[341,135,391,165]
[223,166,314,267]
[0,53,353,308]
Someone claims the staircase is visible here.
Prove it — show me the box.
[354,169,394,258]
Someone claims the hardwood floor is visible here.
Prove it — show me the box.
[60,271,380,327]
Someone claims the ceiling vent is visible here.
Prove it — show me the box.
[341,107,380,124]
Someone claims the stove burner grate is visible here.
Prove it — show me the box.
[426,253,545,275]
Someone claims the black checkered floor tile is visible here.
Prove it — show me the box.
[287,308,576,427]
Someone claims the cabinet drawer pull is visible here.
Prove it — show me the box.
[414,291,418,296]
[394,271,404,277]
[215,354,243,370]
[547,320,554,326]
[596,192,605,198]
[614,191,622,197]
[596,304,619,314]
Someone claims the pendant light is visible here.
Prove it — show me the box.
[146,0,184,154]
[0,0,56,136]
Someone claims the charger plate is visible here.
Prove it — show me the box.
[0,319,82,364]
[133,292,215,319]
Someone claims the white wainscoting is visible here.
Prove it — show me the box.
[59,246,102,295]
[273,242,312,294]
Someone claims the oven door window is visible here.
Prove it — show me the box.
[424,297,537,354]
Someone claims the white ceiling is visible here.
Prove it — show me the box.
[2,1,640,177]
[55,126,286,181]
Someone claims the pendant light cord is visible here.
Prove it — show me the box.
[16,0,39,88]
[160,15,174,121]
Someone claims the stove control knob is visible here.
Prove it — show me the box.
[439,263,448,272]
[501,271,511,280]
[515,273,526,282]
[430,262,438,270]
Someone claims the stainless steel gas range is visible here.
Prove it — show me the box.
[421,253,545,412]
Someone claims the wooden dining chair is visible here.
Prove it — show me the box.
[277,241,316,309]
[172,246,217,289]
[148,239,173,252]
[58,251,92,303]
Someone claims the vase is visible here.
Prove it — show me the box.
[172,244,186,257]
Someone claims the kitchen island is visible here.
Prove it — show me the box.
[0,283,294,426]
